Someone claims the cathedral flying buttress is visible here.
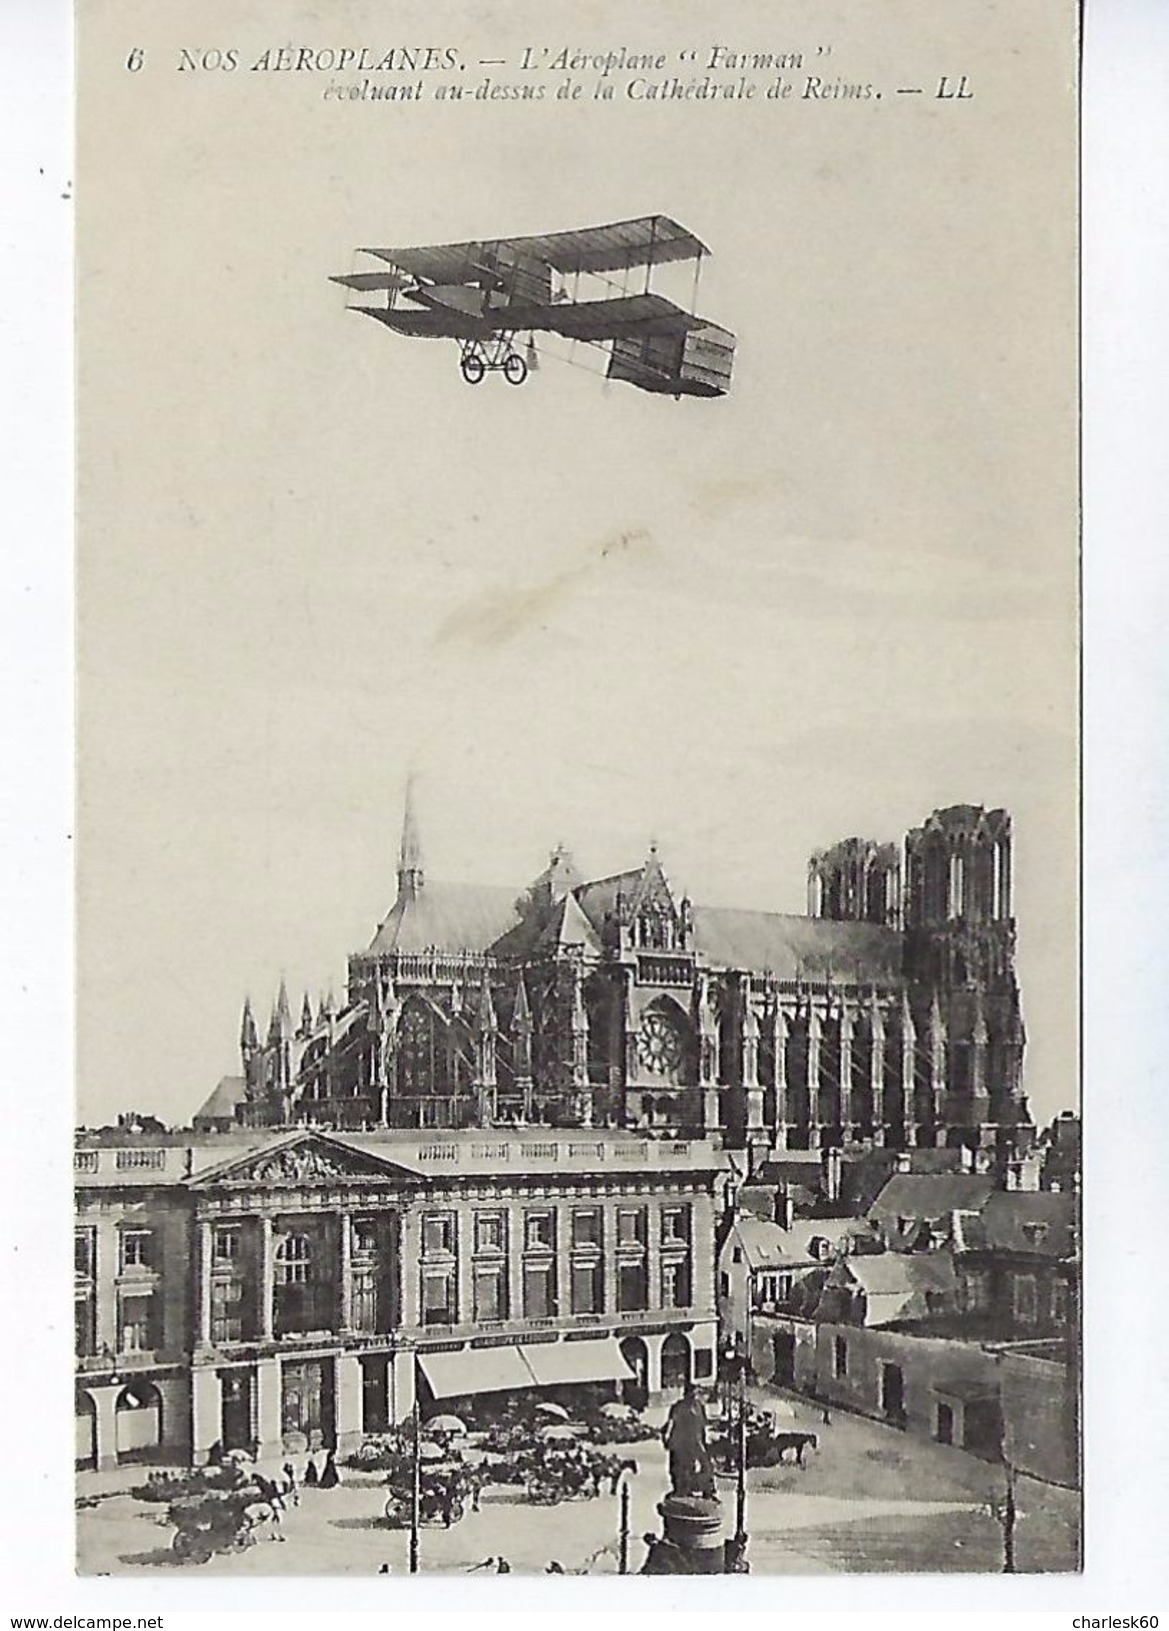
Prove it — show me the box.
[225,797,1034,1166]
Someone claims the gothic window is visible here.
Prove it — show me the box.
[636,999,691,1085]
[396,1001,473,1099]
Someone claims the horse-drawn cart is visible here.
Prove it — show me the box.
[167,1491,258,1564]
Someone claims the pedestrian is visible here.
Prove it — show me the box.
[319,1448,340,1489]
[822,1405,832,1426]
[496,1557,511,1573]
[282,1460,300,1506]
[303,1455,319,1487]
[378,1563,392,1575]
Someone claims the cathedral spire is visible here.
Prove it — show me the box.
[397,777,425,900]
[240,996,259,1054]
[274,976,293,1042]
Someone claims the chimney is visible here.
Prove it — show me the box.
[773,1186,794,1231]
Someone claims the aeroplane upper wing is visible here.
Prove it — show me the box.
[358,215,709,283]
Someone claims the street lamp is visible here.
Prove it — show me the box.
[409,1398,421,1575]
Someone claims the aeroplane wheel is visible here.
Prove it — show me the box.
[460,355,486,385]
[503,353,528,386]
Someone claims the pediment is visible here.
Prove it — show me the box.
[190,1131,415,1188]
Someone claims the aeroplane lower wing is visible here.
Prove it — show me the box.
[347,305,490,341]
[509,291,707,341]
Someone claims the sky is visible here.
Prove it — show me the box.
[75,0,1079,1129]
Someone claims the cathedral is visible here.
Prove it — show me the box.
[224,795,1033,1159]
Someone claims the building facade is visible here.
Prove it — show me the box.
[224,797,1033,1159]
[74,1128,723,1471]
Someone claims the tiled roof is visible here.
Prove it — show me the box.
[192,1074,246,1125]
[841,1251,957,1327]
[869,1173,997,1224]
[979,1191,1078,1258]
[734,1214,826,1270]
[690,908,902,978]
[368,881,525,954]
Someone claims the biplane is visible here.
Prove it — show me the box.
[330,215,735,398]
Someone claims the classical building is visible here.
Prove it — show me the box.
[221,794,1033,1157]
[74,1127,723,1470]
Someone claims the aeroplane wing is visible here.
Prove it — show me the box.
[329,271,414,293]
[346,304,490,341]
[358,215,708,283]
[513,291,707,341]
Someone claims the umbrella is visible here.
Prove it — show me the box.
[535,1402,571,1421]
[425,1415,468,1436]
[599,1403,634,1421]
[538,1424,580,1442]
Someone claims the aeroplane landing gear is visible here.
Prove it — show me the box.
[458,338,529,386]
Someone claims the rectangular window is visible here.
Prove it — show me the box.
[75,1230,94,1278]
[213,1228,239,1264]
[572,1208,601,1248]
[1051,1279,1069,1325]
[352,1268,380,1334]
[74,1296,95,1357]
[719,1271,731,1299]
[474,1263,507,1322]
[421,1268,456,1326]
[210,1278,243,1343]
[475,1212,506,1254]
[525,1210,555,1252]
[661,1206,691,1245]
[422,1213,455,1257]
[1013,1273,1038,1325]
[617,1208,647,1247]
[617,1261,647,1313]
[571,1260,603,1315]
[523,1260,555,1319]
[961,1269,991,1314]
[833,1334,848,1378]
[118,1292,158,1353]
[352,1220,379,1255]
[120,1230,153,1272]
[661,1258,691,1309]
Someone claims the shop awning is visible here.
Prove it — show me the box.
[417,1345,532,1400]
[519,1338,633,1387]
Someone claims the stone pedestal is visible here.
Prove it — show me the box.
[641,1493,735,1575]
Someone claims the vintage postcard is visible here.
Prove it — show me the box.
[71,0,1081,1580]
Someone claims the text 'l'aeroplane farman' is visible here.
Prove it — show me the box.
[330,215,735,398]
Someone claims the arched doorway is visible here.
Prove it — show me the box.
[115,1380,162,1462]
[661,1332,692,1392]
[75,1390,96,1469]
[619,1337,648,1409]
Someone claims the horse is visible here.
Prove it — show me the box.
[240,1499,285,1541]
[771,1431,819,1467]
